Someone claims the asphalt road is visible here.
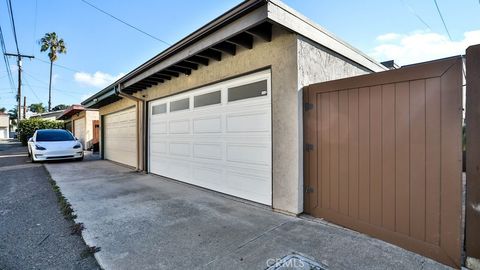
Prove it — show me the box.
[0,139,99,269]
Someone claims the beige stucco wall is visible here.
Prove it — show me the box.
[0,115,9,127]
[67,110,100,149]
[84,110,99,149]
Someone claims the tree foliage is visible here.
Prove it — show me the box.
[52,104,69,111]
[29,103,47,113]
[8,106,17,120]
[39,32,67,62]
[17,118,64,145]
[0,107,6,113]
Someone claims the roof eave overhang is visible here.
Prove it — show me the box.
[82,87,120,109]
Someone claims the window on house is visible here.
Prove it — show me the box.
[170,98,189,112]
[194,91,221,108]
[228,80,268,102]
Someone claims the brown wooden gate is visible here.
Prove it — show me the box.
[303,57,463,267]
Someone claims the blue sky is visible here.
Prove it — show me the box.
[1,0,479,111]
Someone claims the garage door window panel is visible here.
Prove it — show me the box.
[170,98,190,112]
[194,90,221,108]
[228,80,268,102]
[152,103,167,115]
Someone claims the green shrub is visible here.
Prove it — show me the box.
[17,118,64,145]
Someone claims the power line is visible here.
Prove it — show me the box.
[79,0,170,46]
[34,57,80,73]
[0,23,16,93]
[400,0,432,31]
[22,76,41,103]
[23,71,86,95]
[433,0,452,40]
[5,0,19,54]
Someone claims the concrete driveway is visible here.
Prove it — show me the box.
[44,160,450,270]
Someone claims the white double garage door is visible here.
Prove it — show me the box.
[149,70,272,205]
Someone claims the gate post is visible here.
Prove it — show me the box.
[466,44,480,269]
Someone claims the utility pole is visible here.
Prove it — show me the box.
[23,96,26,119]
[4,53,34,122]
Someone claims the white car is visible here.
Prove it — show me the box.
[28,129,84,162]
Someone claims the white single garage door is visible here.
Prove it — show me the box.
[104,107,137,167]
[149,70,272,205]
[73,118,85,149]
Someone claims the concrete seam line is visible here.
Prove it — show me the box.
[203,220,293,267]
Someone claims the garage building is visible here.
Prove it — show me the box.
[82,0,386,214]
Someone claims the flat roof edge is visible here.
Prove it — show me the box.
[267,0,386,72]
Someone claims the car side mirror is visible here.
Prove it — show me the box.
[28,137,33,142]
[75,137,78,140]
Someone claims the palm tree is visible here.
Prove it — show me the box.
[39,32,66,111]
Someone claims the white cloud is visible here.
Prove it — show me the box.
[74,71,125,88]
[376,33,401,42]
[370,30,480,65]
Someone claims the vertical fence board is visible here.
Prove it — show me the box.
[338,91,350,215]
[348,89,359,219]
[321,93,331,208]
[395,82,411,235]
[425,78,441,245]
[329,92,340,211]
[410,80,426,241]
[382,84,396,231]
[370,85,383,226]
[359,87,371,221]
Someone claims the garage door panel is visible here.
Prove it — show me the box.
[104,107,137,167]
[149,70,271,205]
[169,120,190,134]
[226,144,270,166]
[193,117,222,133]
[226,111,270,133]
[169,142,191,157]
[193,143,222,160]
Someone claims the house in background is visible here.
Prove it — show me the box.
[57,105,99,150]
[0,112,10,139]
[30,110,65,121]
[82,0,386,215]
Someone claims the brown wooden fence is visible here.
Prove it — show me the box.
[303,56,463,267]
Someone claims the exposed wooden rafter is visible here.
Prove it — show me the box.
[159,70,180,77]
[246,22,272,42]
[166,66,191,75]
[197,49,222,61]
[211,42,236,55]
[226,32,253,49]
[175,61,198,70]
[185,55,209,66]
